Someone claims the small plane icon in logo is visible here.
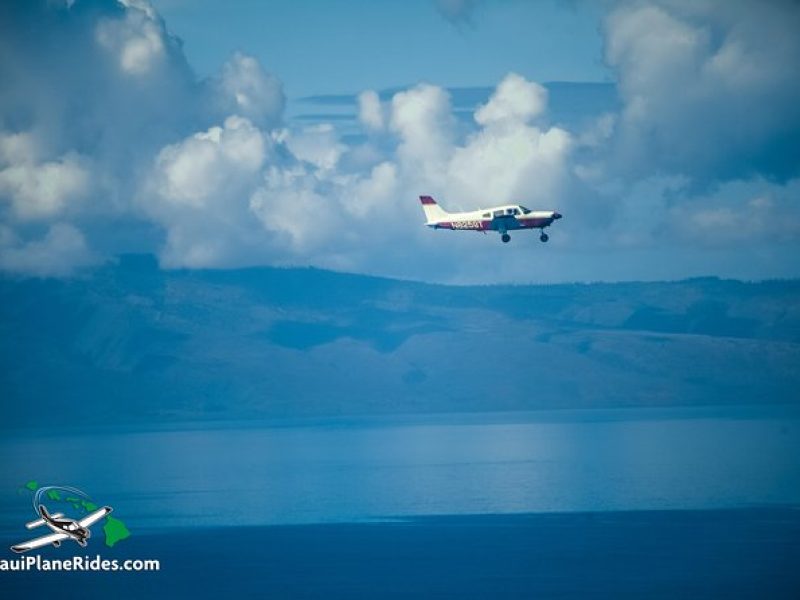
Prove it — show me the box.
[11,486,112,553]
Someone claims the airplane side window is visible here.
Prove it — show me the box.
[506,209,514,215]
[482,213,490,218]
[493,210,504,218]
[511,208,520,215]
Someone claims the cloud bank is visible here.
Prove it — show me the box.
[604,0,800,183]
[0,0,798,283]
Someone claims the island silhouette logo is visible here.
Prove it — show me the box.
[10,483,130,553]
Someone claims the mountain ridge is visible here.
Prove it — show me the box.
[1,254,798,429]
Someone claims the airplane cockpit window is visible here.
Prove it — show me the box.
[520,206,532,214]
[506,209,514,215]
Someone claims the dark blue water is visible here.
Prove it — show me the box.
[2,407,799,597]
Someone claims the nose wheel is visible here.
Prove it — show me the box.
[501,233,511,243]
[539,232,549,243]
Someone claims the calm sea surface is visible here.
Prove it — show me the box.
[1,407,799,533]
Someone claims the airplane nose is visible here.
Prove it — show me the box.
[552,212,562,219]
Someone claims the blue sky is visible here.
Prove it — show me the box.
[0,0,798,284]
[153,0,610,96]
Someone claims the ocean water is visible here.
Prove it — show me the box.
[2,406,800,597]
[1,406,799,533]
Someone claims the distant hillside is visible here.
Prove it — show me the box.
[1,255,799,429]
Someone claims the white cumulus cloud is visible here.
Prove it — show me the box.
[474,73,548,129]
[604,0,800,181]
[151,115,267,208]
[357,90,385,132]
[343,162,399,218]
[215,52,285,127]
[0,223,99,277]
[284,124,345,171]
[249,164,343,255]
[1,0,798,283]
[141,116,270,268]
[0,146,91,221]
[96,1,166,76]
[390,83,456,188]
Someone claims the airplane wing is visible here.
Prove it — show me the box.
[78,506,112,528]
[489,213,517,229]
[11,532,68,553]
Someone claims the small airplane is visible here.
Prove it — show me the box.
[419,195,562,243]
[11,504,112,553]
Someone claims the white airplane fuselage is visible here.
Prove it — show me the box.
[419,196,561,243]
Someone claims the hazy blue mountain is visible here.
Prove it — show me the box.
[1,255,799,429]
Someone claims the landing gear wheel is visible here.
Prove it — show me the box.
[539,232,549,243]
[501,233,511,243]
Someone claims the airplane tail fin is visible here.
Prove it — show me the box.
[419,196,450,224]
